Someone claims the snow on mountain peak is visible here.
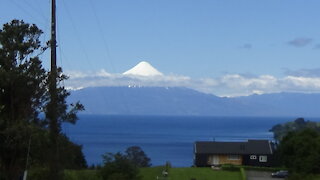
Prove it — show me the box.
[123,61,163,76]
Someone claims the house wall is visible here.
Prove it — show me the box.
[195,154,276,167]
[194,154,209,167]
[217,155,242,165]
[242,154,274,167]
[194,154,243,167]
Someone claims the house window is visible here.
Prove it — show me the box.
[228,155,240,160]
[250,155,257,160]
[259,155,267,162]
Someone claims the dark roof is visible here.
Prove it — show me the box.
[195,140,273,155]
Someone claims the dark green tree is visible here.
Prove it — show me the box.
[278,129,320,175]
[0,19,48,180]
[0,20,84,179]
[28,130,87,170]
[125,146,151,167]
[100,152,141,180]
[270,118,320,142]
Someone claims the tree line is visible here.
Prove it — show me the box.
[270,117,320,179]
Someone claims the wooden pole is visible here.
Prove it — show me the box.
[51,0,57,70]
[49,0,61,179]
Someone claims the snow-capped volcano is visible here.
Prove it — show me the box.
[123,61,163,76]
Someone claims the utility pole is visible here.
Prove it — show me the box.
[51,0,57,70]
[48,0,61,179]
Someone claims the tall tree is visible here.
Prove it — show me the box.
[270,118,320,142]
[0,19,47,180]
[278,129,320,175]
[0,20,84,180]
[0,20,47,126]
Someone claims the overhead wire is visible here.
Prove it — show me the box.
[37,0,51,68]
[76,0,116,109]
[21,0,49,23]
[59,0,111,110]
[57,0,107,137]
[10,0,129,114]
[8,0,48,27]
[24,0,51,42]
[88,0,132,115]
[61,0,94,70]
[88,0,116,73]
[5,0,51,66]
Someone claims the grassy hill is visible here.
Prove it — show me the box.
[140,167,242,180]
[41,167,320,180]
[62,167,242,180]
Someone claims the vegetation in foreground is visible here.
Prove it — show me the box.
[270,117,320,142]
[270,118,320,179]
[169,167,241,180]
[48,166,320,180]
[62,167,242,180]
[99,146,151,180]
[0,19,84,180]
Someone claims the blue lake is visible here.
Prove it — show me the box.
[62,115,319,167]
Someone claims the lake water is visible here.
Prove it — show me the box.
[62,115,318,167]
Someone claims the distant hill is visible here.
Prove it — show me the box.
[68,86,320,117]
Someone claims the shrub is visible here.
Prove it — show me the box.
[100,152,140,180]
[221,164,240,171]
[64,170,101,180]
[27,167,51,180]
[126,146,151,167]
[242,165,285,172]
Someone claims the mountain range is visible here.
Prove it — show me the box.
[67,61,320,117]
[68,86,320,117]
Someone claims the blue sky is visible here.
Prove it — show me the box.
[1,0,320,96]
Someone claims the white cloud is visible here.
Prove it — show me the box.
[220,74,277,89]
[64,69,320,97]
[97,69,112,77]
[282,76,320,89]
[215,74,280,96]
[65,69,112,78]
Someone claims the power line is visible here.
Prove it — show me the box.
[8,0,48,27]
[60,0,93,70]
[21,0,49,23]
[5,0,51,53]
[89,0,116,73]
[87,0,134,114]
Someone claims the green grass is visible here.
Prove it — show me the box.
[28,167,320,180]
[140,166,166,180]
[64,169,101,180]
[140,167,242,180]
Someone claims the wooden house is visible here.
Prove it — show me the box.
[194,140,275,167]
